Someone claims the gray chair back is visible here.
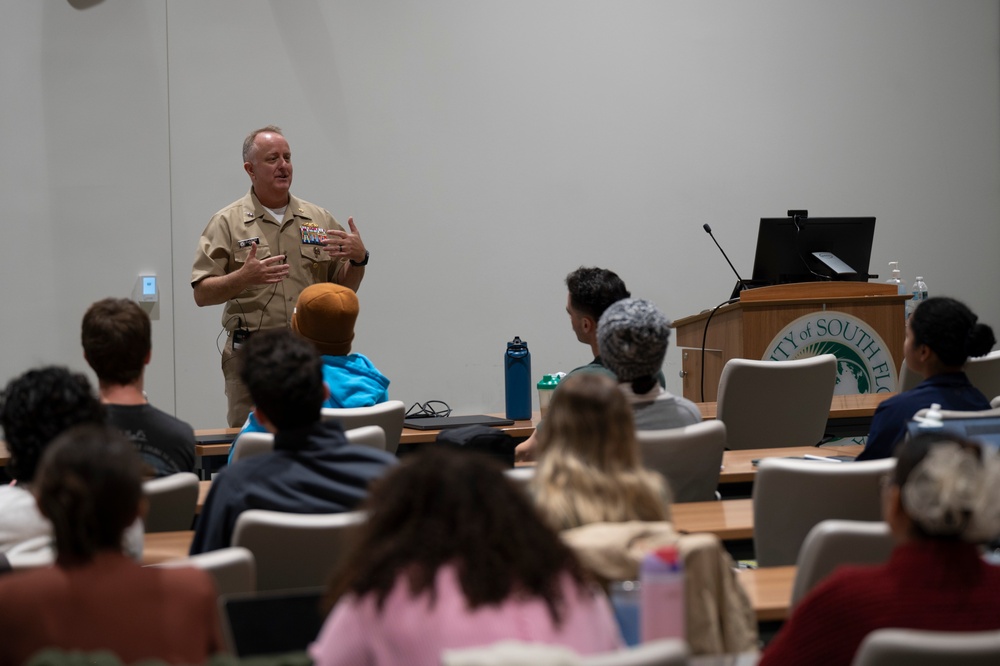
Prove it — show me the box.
[229,432,274,464]
[143,472,200,532]
[753,456,894,566]
[898,361,922,392]
[582,639,689,666]
[638,421,725,503]
[231,425,385,465]
[441,638,688,666]
[851,628,1000,666]
[717,354,837,450]
[791,519,894,608]
[232,509,366,592]
[965,350,1000,403]
[152,546,256,596]
[322,400,405,454]
[344,424,386,451]
[503,466,535,488]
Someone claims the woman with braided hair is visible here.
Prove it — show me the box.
[761,434,1000,665]
[859,296,996,460]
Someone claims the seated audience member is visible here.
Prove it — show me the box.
[230,282,390,462]
[309,450,621,666]
[515,266,657,462]
[531,372,758,655]
[532,372,671,531]
[81,297,196,476]
[760,434,1000,666]
[562,266,632,378]
[191,328,396,554]
[597,298,701,431]
[0,425,223,665]
[858,296,996,460]
[0,367,105,561]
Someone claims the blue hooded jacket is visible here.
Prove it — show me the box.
[230,353,390,462]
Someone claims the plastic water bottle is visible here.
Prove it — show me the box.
[907,276,928,320]
[917,403,944,429]
[640,546,685,642]
[609,580,642,647]
[536,373,563,419]
[504,336,531,420]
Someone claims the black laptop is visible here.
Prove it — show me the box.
[403,414,515,431]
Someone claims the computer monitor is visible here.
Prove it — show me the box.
[750,216,876,286]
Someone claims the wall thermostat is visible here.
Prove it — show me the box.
[137,274,158,303]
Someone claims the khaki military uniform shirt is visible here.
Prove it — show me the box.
[191,189,349,331]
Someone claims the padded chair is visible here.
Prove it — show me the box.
[322,400,405,454]
[230,425,386,465]
[344,424,387,450]
[441,639,688,666]
[898,360,922,393]
[503,466,535,488]
[716,354,837,450]
[638,421,725,503]
[790,519,894,608]
[231,509,367,592]
[143,472,200,532]
[152,546,256,596]
[993,396,1000,409]
[752,456,894,566]
[583,639,688,666]
[229,432,274,464]
[851,628,1000,666]
[965,349,1000,403]
[913,405,1000,422]
[903,350,1000,399]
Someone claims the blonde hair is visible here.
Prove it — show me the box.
[532,372,671,531]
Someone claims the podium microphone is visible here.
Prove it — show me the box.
[703,223,749,297]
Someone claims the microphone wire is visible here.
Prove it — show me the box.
[700,296,739,403]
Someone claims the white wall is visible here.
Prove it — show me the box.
[3,0,999,429]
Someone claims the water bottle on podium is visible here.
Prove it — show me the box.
[907,276,928,320]
[504,336,531,420]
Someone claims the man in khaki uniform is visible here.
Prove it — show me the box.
[192,125,370,426]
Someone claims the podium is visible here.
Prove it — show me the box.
[673,283,911,402]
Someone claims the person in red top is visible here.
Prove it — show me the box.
[760,433,1000,666]
[0,425,224,666]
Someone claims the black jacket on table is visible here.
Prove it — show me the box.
[189,418,396,554]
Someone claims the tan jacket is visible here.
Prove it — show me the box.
[561,521,758,655]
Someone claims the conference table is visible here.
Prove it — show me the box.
[187,392,889,472]
[169,499,761,548]
[195,480,760,541]
[141,528,796,623]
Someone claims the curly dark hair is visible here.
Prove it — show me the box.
[324,449,589,626]
[565,267,630,321]
[0,367,104,483]
[238,328,324,432]
[36,424,143,565]
[81,298,151,386]
[910,297,996,368]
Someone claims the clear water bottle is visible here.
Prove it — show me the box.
[536,373,563,419]
[907,276,928,320]
[640,546,685,642]
[504,336,531,420]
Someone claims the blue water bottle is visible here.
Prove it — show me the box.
[504,336,531,420]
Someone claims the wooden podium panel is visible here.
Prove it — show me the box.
[674,283,910,402]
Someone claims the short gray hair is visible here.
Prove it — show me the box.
[242,125,283,163]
